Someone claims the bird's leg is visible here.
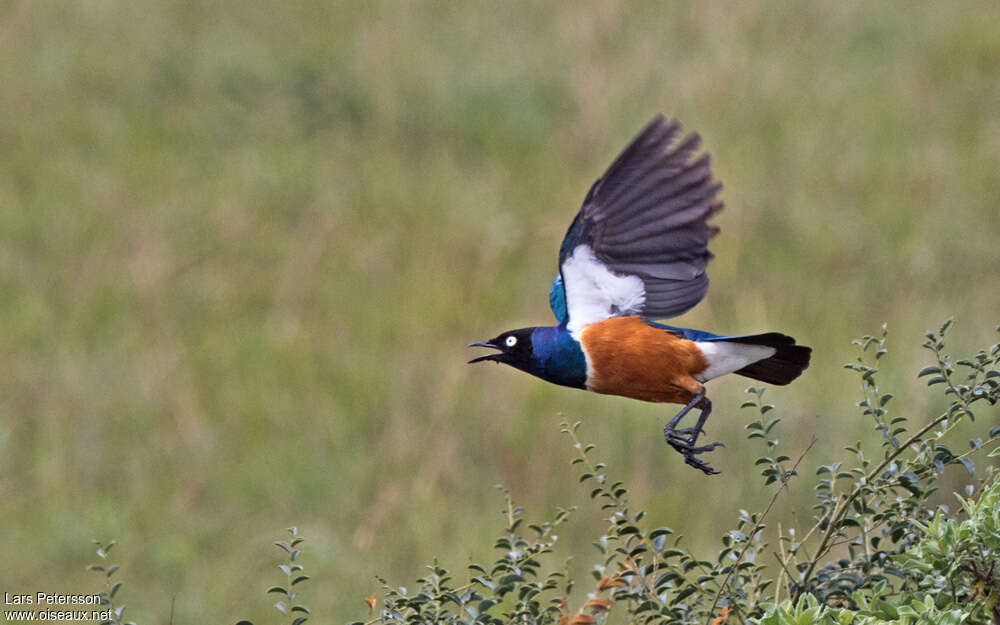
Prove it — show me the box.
[664,390,704,432]
[663,391,724,475]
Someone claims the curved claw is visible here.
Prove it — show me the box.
[684,454,720,475]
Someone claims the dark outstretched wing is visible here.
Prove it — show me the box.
[552,115,722,331]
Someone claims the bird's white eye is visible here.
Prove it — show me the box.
[505,336,518,347]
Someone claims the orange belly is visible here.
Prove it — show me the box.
[579,316,709,404]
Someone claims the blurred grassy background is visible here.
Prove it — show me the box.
[1,1,998,622]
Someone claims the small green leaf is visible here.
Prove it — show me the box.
[671,585,697,605]
[959,457,975,475]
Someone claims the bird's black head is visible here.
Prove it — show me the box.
[468,328,535,368]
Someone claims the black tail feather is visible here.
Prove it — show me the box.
[727,333,811,386]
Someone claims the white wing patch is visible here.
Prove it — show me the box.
[695,341,776,382]
[561,244,645,338]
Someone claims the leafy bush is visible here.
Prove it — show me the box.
[760,473,1000,625]
[894,481,1000,624]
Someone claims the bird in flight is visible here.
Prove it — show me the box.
[469,115,811,474]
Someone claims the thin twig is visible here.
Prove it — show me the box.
[772,543,797,606]
[774,522,788,606]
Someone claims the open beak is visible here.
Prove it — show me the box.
[468,340,502,364]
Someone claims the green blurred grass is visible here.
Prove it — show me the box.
[1,1,998,622]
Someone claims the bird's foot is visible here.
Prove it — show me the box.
[664,428,724,475]
[663,395,721,475]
